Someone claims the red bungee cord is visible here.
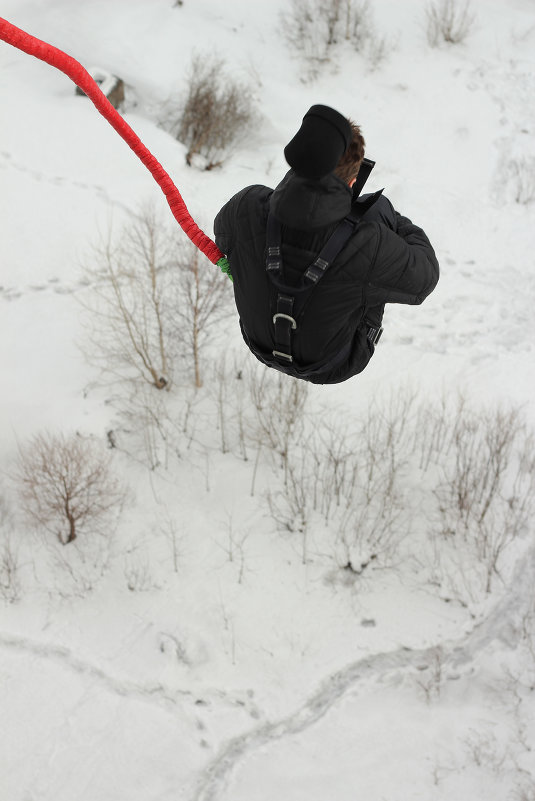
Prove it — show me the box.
[0,16,231,276]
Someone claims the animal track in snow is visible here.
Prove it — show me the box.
[0,149,131,212]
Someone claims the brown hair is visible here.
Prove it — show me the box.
[334,119,365,184]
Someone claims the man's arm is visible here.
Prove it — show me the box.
[367,213,439,306]
[213,185,259,257]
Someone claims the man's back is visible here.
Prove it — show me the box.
[214,168,439,384]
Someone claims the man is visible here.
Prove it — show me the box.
[214,105,439,384]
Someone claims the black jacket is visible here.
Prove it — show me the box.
[214,170,439,384]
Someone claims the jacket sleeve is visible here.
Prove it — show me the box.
[213,186,258,257]
[367,214,439,306]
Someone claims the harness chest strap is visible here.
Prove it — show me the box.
[266,212,363,366]
[272,294,296,362]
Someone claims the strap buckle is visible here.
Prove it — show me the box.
[305,256,329,284]
[366,325,384,346]
[272,350,293,362]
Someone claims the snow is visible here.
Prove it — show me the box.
[1,1,535,799]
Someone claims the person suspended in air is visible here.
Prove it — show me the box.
[214,105,439,384]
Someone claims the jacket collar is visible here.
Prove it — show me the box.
[269,170,352,231]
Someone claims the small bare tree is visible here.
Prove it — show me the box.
[425,0,476,47]
[82,208,176,390]
[170,53,256,170]
[83,208,231,395]
[14,432,125,545]
[170,243,233,388]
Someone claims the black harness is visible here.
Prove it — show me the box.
[242,160,383,381]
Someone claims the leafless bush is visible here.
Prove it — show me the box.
[169,244,232,388]
[209,357,252,462]
[215,513,251,583]
[425,0,476,47]
[169,54,256,170]
[82,208,177,391]
[269,391,414,571]
[268,451,311,564]
[161,514,185,574]
[280,0,389,80]
[0,531,22,603]
[83,208,231,395]
[416,646,445,703]
[14,432,125,546]
[111,383,184,470]
[419,397,535,599]
[512,782,535,801]
[0,492,23,602]
[507,157,535,205]
[246,366,309,482]
[124,552,159,592]
[43,530,114,597]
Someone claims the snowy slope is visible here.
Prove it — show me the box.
[1,1,535,800]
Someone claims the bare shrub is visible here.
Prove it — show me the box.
[83,208,231,395]
[507,157,535,205]
[170,53,256,170]
[209,357,254,463]
[512,780,535,801]
[111,383,186,471]
[82,208,177,391]
[416,646,445,703]
[269,391,414,572]
[42,531,114,597]
[124,552,159,592]
[14,432,125,546]
[160,514,185,574]
[169,243,232,388]
[0,492,23,603]
[215,513,251,584]
[425,0,476,47]
[280,0,388,80]
[418,397,535,599]
[246,366,309,483]
[268,450,311,564]
[0,532,22,603]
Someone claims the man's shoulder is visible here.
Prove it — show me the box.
[214,184,273,252]
[228,184,272,213]
[215,185,272,234]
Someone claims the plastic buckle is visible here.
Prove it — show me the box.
[366,326,384,346]
[305,257,329,284]
[272,350,293,362]
[267,260,281,272]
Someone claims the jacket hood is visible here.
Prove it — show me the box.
[269,170,352,230]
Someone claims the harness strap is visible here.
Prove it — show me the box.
[273,294,296,362]
[352,157,375,198]
[304,216,358,284]
[264,212,361,367]
[266,214,282,274]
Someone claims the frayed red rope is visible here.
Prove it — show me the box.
[0,16,224,265]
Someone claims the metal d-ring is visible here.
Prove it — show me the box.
[273,313,297,329]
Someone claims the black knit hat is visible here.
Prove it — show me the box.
[284,105,352,180]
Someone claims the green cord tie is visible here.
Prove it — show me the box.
[217,256,233,282]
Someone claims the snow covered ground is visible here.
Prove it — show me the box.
[1,1,534,799]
